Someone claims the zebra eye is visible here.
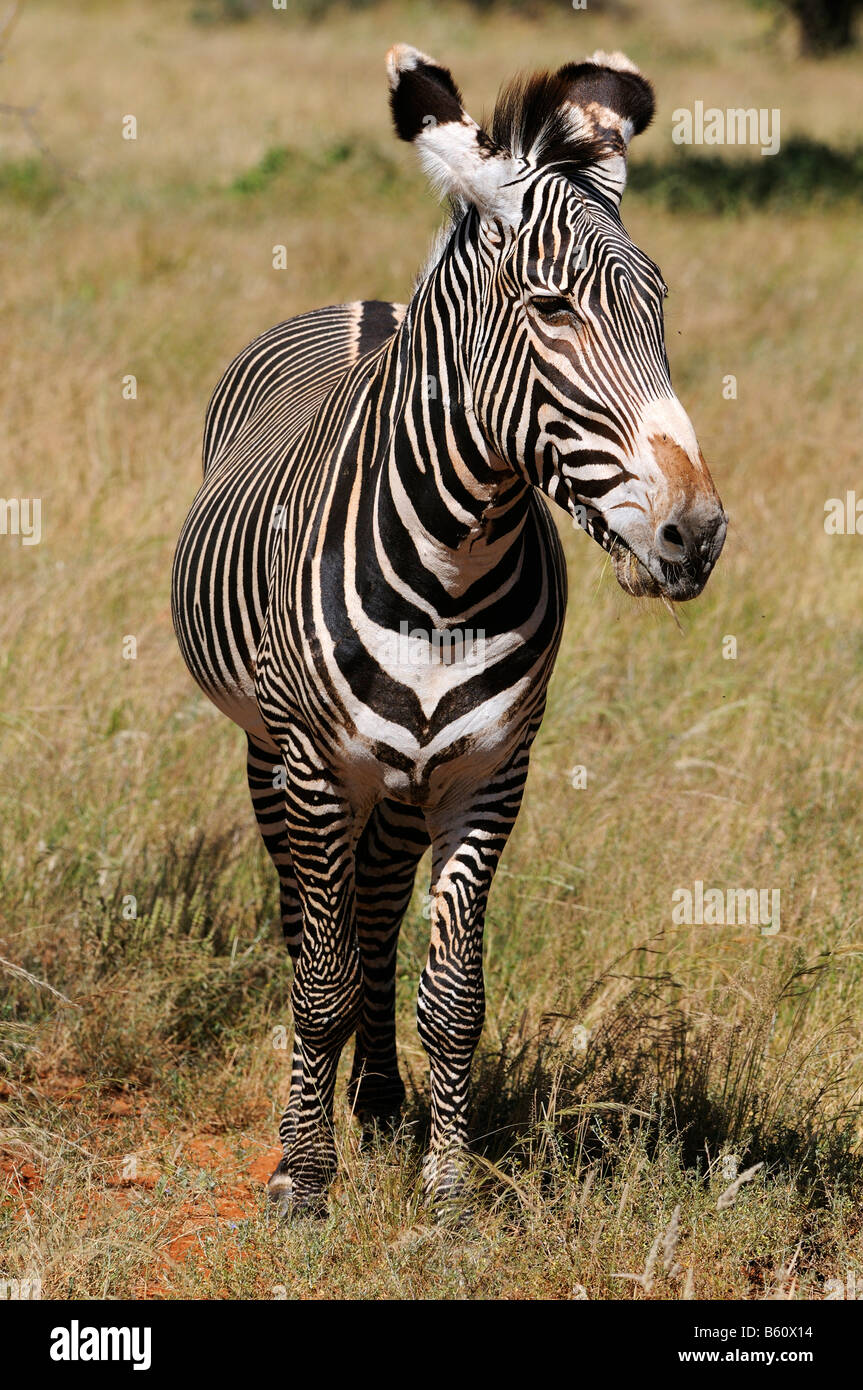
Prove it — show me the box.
[528,294,581,327]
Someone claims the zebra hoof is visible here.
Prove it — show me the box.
[267,1165,328,1222]
[422,1149,472,1220]
[432,1197,474,1229]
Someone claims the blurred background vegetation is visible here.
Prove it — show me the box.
[195,0,863,58]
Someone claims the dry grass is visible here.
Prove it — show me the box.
[1,0,863,1299]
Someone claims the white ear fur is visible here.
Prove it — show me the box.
[415,122,521,222]
[586,49,642,76]
[387,43,522,224]
[385,42,433,87]
[559,99,630,204]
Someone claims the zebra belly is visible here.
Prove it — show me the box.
[173,301,403,752]
[171,453,286,751]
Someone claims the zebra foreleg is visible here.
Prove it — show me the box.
[348,799,429,1139]
[419,758,529,1208]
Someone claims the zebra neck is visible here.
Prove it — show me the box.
[366,290,530,601]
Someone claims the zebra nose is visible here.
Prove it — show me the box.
[655,508,727,571]
[655,520,687,562]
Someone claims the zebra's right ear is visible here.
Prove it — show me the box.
[387,44,520,222]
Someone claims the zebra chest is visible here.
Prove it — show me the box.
[257,490,566,802]
[333,677,544,805]
[305,617,558,804]
[258,596,560,803]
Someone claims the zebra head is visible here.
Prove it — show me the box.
[388,45,726,602]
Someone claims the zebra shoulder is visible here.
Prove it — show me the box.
[201,300,405,476]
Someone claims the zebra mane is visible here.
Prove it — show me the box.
[413,72,602,287]
[413,71,600,288]
[490,69,610,175]
[413,58,654,285]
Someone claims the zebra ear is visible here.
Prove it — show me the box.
[387,44,520,222]
[556,51,654,207]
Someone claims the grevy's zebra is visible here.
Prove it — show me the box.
[172,46,727,1213]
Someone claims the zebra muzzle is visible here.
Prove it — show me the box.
[610,541,663,598]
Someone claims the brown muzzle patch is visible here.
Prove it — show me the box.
[648,434,720,508]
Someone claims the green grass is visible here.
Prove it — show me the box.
[0,156,64,210]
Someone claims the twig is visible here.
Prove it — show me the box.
[0,954,81,1008]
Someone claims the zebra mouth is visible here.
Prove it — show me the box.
[607,533,663,599]
[581,505,705,602]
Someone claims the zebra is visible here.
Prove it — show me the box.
[171,45,727,1215]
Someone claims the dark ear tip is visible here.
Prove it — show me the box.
[628,74,655,135]
[386,43,465,144]
[626,70,655,134]
[386,43,462,96]
[558,51,655,136]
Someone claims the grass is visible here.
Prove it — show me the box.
[628,135,863,210]
[1,0,863,1299]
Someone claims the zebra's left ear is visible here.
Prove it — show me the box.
[387,44,520,223]
[556,50,654,208]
